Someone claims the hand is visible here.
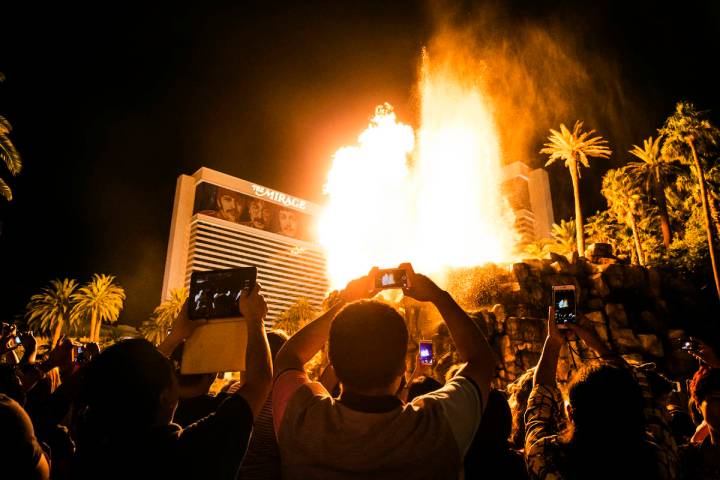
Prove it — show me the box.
[239,283,267,322]
[399,263,444,303]
[168,300,199,341]
[688,338,720,368]
[19,331,37,351]
[340,269,377,303]
[546,307,565,347]
[46,338,74,371]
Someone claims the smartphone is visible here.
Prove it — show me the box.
[75,345,85,363]
[13,336,22,346]
[374,268,410,290]
[552,285,576,326]
[419,340,433,365]
[681,339,700,353]
[188,267,258,320]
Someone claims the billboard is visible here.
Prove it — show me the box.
[192,181,314,242]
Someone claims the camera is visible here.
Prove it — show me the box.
[552,285,576,326]
[374,268,410,290]
[13,336,22,346]
[419,340,433,365]
[189,267,258,320]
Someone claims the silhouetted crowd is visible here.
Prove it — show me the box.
[1,265,719,479]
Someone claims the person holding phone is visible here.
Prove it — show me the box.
[272,263,494,479]
[525,309,678,480]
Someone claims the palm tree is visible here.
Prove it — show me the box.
[523,238,553,259]
[541,121,612,256]
[602,167,647,265]
[71,274,126,342]
[140,287,188,345]
[273,298,318,336]
[550,219,577,256]
[627,135,679,249]
[0,72,22,201]
[659,102,720,300]
[26,279,78,348]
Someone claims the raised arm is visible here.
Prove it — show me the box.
[233,284,273,417]
[534,307,564,387]
[401,264,495,403]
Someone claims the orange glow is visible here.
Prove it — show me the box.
[320,56,518,289]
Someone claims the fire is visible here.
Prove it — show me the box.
[319,55,518,289]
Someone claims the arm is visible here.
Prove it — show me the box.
[567,323,617,360]
[19,332,38,364]
[157,302,198,357]
[534,307,564,387]
[402,264,495,403]
[232,284,273,417]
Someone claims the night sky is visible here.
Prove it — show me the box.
[1,1,719,327]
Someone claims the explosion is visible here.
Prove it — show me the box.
[319,54,518,289]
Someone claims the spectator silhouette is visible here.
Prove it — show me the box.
[679,366,720,479]
[272,264,494,479]
[73,285,272,480]
[525,312,678,480]
[465,389,528,480]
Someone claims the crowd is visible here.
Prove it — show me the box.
[1,264,719,479]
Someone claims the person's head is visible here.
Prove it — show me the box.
[215,188,243,222]
[170,342,217,398]
[278,208,299,238]
[566,364,645,439]
[267,329,289,360]
[0,394,50,480]
[248,199,272,230]
[506,367,536,449]
[82,339,177,431]
[407,376,442,402]
[690,367,720,430]
[329,300,408,395]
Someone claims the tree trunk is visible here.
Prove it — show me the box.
[629,213,645,266]
[88,311,97,342]
[569,161,585,256]
[93,314,102,342]
[51,320,63,349]
[689,140,720,301]
[654,168,672,249]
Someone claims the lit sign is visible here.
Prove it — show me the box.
[251,184,307,210]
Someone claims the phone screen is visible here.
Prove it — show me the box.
[375,269,409,290]
[189,267,257,320]
[553,287,576,325]
[14,336,22,345]
[419,341,433,365]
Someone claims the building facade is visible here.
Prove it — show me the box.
[161,168,329,325]
[501,161,555,244]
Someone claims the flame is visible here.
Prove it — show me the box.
[319,57,518,289]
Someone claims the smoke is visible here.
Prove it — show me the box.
[423,1,640,216]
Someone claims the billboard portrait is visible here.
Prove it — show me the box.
[193,182,314,242]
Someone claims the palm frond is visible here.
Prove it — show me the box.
[0,177,11,201]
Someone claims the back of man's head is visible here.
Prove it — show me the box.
[329,300,408,392]
[83,339,175,429]
[568,364,645,440]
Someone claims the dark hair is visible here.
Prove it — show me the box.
[82,339,175,429]
[329,300,408,391]
[563,364,656,479]
[690,366,720,406]
[506,367,536,449]
[407,375,442,401]
[267,329,289,360]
